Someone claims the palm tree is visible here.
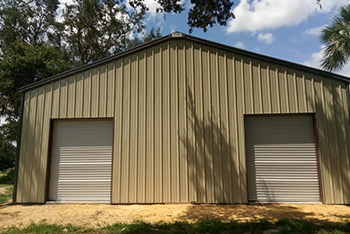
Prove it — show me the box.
[321,4,350,72]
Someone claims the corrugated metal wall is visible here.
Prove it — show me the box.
[16,38,350,204]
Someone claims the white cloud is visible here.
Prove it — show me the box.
[144,0,162,17]
[257,32,275,44]
[303,25,325,37]
[124,0,164,21]
[59,0,74,5]
[184,0,194,10]
[170,24,176,33]
[226,0,348,33]
[56,0,75,22]
[143,0,184,18]
[304,46,350,77]
[234,41,245,49]
[304,48,323,68]
[0,115,6,126]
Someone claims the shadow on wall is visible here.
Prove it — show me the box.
[311,79,350,204]
[259,178,275,202]
[179,84,238,204]
[179,71,350,205]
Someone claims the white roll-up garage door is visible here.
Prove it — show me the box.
[245,115,320,203]
[49,119,113,202]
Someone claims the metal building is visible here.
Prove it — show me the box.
[14,32,350,204]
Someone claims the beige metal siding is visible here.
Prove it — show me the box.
[245,115,320,203]
[49,120,113,202]
[16,38,350,204]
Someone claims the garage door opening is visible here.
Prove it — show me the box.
[245,115,321,203]
[48,119,113,203]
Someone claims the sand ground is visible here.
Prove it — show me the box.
[0,186,8,195]
[0,203,349,228]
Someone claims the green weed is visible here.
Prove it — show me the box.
[1,219,349,234]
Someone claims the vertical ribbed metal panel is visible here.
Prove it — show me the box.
[137,51,146,203]
[112,60,123,203]
[341,85,350,204]
[153,45,163,203]
[26,89,37,202]
[199,44,209,203]
[130,54,139,203]
[67,76,76,118]
[49,120,113,202]
[16,38,350,204]
[245,115,320,203]
[178,40,189,202]
[186,41,197,203]
[145,49,155,203]
[32,87,45,200]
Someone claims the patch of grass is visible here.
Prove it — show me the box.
[1,219,350,234]
[276,219,350,234]
[0,185,12,204]
[2,223,88,234]
[0,169,14,204]
[277,219,319,233]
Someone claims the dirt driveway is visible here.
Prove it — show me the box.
[0,203,349,228]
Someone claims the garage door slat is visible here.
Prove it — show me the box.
[49,120,113,202]
[245,115,320,203]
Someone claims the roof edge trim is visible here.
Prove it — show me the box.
[183,34,350,84]
[20,32,350,92]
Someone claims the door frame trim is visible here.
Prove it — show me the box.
[312,114,324,203]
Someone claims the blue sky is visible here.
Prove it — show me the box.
[140,0,350,77]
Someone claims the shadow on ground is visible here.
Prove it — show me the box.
[177,203,350,225]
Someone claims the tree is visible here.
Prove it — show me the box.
[129,0,235,33]
[58,0,145,67]
[187,0,235,33]
[143,27,162,42]
[0,0,67,170]
[0,0,236,66]
[321,4,350,72]
[0,0,60,49]
[0,0,160,170]
[0,41,70,117]
[0,41,70,170]
[0,118,17,171]
[0,0,245,171]
[126,27,162,49]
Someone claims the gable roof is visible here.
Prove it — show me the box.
[20,32,350,92]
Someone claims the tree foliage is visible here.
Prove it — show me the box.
[0,0,235,169]
[0,118,16,171]
[0,135,16,170]
[58,0,145,66]
[0,0,59,48]
[0,41,70,117]
[187,0,235,33]
[321,4,350,72]
[129,0,235,33]
[0,41,70,169]
[0,0,67,170]
[126,27,162,49]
